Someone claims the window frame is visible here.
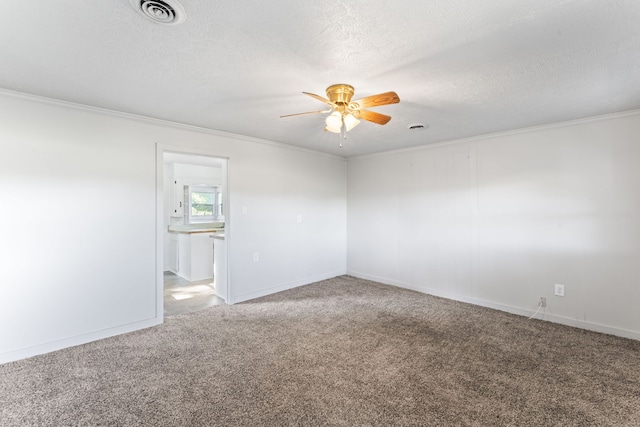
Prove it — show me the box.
[185,185,218,223]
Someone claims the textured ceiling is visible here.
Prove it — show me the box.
[1,1,640,157]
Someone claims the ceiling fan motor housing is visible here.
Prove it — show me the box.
[326,84,355,104]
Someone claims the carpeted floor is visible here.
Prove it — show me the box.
[1,275,639,426]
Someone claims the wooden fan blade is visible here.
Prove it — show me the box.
[354,109,392,125]
[352,91,400,109]
[280,110,331,118]
[303,92,336,106]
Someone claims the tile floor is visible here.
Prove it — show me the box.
[164,271,225,317]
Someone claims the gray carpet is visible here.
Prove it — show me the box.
[1,276,639,426]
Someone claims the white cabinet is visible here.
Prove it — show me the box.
[171,179,184,217]
[168,234,179,273]
[167,163,184,217]
[190,232,214,281]
[173,232,214,281]
[176,233,189,278]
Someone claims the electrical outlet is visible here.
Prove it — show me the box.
[554,284,565,297]
[297,214,302,224]
[539,297,546,307]
[242,206,247,215]
[253,252,259,262]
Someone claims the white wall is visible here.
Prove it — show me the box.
[347,112,640,340]
[0,92,347,363]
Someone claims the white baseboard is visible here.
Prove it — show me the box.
[0,317,162,365]
[231,270,347,304]
[347,270,640,342]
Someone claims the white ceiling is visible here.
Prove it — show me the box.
[2,1,640,157]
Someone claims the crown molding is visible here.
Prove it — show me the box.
[350,108,640,160]
[0,88,345,161]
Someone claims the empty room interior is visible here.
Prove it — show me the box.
[1,1,639,426]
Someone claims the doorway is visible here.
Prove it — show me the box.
[156,146,230,319]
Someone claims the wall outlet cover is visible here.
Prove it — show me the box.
[554,284,565,296]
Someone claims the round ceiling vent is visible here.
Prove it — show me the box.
[129,0,186,25]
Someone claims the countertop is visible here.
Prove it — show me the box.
[168,224,225,234]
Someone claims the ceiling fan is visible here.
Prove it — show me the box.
[281,84,400,141]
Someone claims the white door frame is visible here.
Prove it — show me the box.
[155,143,231,321]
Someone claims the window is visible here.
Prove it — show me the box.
[191,190,214,217]
[184,185,223,223]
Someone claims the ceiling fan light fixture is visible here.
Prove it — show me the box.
[343,113,360,131]
[325,111,343,133]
